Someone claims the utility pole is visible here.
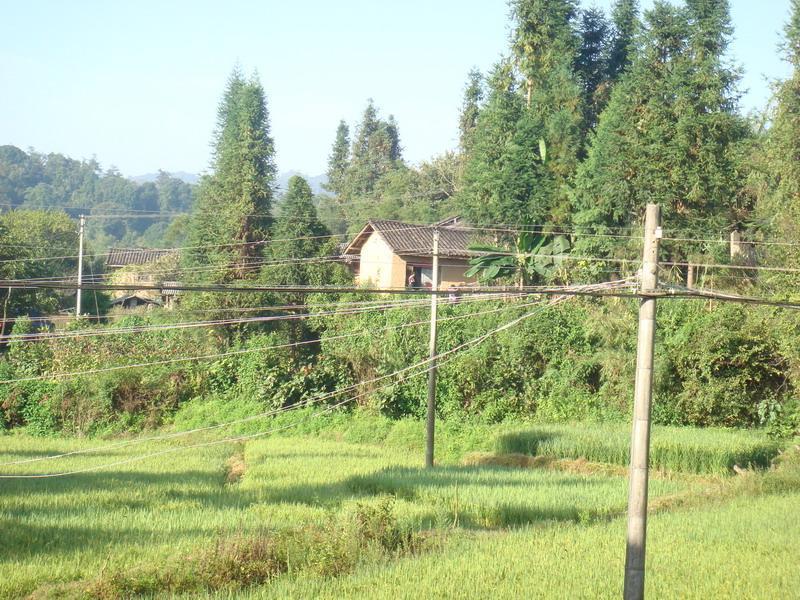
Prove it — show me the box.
[425,228,440,469]
[624,203,661,600]
[76,214,85,318]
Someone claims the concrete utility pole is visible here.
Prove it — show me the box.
[624,203,661,600]
[76,214,86,318]
[425,228,440,469]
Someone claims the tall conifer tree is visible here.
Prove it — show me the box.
[756,0,800,267]
[607,0,639,81]
[458,69,485,154]
[576,7,611,130]
[324,120,350,196]
[185,67,276,279]
[574,1,747,244]
[509,0,585,220]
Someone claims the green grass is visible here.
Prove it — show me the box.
[241,491,800,600]
[492,422,783,475]
[1,432,685,598]
[170,405,785,475]
[0,422,794,599]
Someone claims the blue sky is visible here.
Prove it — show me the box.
[0,1,794,178]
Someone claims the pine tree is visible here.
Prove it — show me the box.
[575,7,611,130]
[458,69,484,153]
[263,176,330,286]
[459,61,527,226]
[574,0,747,244]
[262,176,347,345]
[185,67,276,280]
[324,120,350,196]
[460,1,583,226]
[757,0,800,267]
[607,0,639,81]
[510,0,580,104]
[509,0,584,206]
[336,100,403,228]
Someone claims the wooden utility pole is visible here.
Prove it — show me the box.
[425,228,440,469]
[76,214,86,318]
[624,203,661,600]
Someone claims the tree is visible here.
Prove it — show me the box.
[607,0,639,81]
[576,7,611,130]
[327,100,404,231]
[755,0,800,270]
[458,61,526,226]
[184,67,277,280]
[510,0,580,108]
[458,69,484,154]
[263,176,330,286]
[345,100,401,199]
[324,121,350,196]
[262,176,349,345]
[508,0,585,219]
[0,210,79,327]
[573,1,748,250]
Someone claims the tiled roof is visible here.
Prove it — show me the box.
[109,294,163,306]
[346,219,474,258]
[106,248,175,268]
[161,281,182,296]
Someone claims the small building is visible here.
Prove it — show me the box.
[106,248,180,308]
[108,294,162,310]
[106,248,175,269]
[343,219,477,289]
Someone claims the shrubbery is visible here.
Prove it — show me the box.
[1,297,799,436]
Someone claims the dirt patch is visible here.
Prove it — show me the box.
[462,452,630,477]
[225,450,246,484]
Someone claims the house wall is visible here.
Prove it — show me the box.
[356,232,407,289]
[402,255,477,288]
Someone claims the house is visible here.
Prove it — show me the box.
[105,248,181,308]
[106,248,174,269]
[342,218,478,289]
[108,294,162,310]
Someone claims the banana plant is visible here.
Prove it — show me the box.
[465,231,571,287]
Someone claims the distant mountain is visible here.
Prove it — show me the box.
[131,171,200,185]
[277,171,328,195]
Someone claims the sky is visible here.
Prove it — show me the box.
[0,1,794,179]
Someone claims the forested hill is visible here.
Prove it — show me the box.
[0,145,195,249]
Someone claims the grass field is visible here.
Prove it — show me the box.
[0,419,796,599]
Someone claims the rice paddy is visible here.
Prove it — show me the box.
[0,421,796,599]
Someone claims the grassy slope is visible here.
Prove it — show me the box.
[171,406,784,474]
[0,423,795,599]
[250,492,800,599]
[1,434,685,598]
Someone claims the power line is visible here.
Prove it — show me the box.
[0,292,515,344]
[0,279,643,300]
[0,298,564,478]
[0,298,564,479]
[0,292,568,385]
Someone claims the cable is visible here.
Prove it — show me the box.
[0,295,572,478]
[0,289,582,385]
[0,281,623,468]
[0,292,516,344]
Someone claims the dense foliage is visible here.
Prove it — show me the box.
[0,145,195,249]
[3,2,800,439]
